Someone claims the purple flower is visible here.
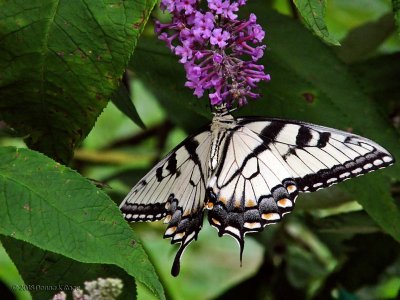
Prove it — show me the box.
[209,91,223,105]
[175,45,193,63]
[249,24,265,42]
[160,0,175,12]
[156,0,270,107]
[207,0,229,14]
[223,1,239,20]
[210,28,230,48]
[192,12,215,39]
[176,0,197,14]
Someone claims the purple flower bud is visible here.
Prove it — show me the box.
[213,53,223,63]
[209,91,223,105]
[249,24,265,42]
[251,46,265,61]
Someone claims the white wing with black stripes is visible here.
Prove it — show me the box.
[120,130,212,276]
[238,117,394,192]
[120,113,394,277]
[205,116,394,260]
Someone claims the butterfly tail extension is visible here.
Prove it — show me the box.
[169,213,203,276]
[162,198,204,276]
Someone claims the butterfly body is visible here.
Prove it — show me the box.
[120,113,394,276]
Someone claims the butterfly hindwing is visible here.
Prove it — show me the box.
[206,124,299,258]
[205,117,394,256]
[120,130,212,276]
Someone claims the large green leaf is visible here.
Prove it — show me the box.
[314,233,400,298]
[393,0,400,35]
[130,40,210,132]
[131,6,400,242]
[293,0,340,45]
[0,0,156,164]
[351,53,400,116]
[0,147,164,299]
[1,237,137,300]
[111,79,146,129]
[336,13,395,63]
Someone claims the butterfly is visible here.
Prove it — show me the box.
[120,111,394,276]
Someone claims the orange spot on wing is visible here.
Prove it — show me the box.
[206,202,214,209]
[164,215,172,223]
[219,197,227,205]
[277,198,292,208]
[262,213,280,221]
[212,218,221,226]
[245,199,257,207]
[244,222,261,229]
[287,185,297,193]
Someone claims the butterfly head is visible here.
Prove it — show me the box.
[213,103,237,116]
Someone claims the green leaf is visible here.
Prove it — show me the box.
[130,39,210,132]
[309,211,381,234]
[0,241,30,300]
[0,0,156,164]
[286,245,327,289]
[336,13,395,63]
[293,0,340,45]
[111,80,146,129]
[350,53,400,113]
[0,147,164,299]
[317,233,400,295]
[1,237,137,300]
[342,173,400,241]
[393,0,400,35]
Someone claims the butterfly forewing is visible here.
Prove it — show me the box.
[120,130,212,276]
[238,117,394,192]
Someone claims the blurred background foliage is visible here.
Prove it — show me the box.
[1,0,400,299]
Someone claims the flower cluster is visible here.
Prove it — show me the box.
[156,0,270,107]
[52,278,123,300]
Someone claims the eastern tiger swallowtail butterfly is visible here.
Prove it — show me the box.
[120,111,394,276]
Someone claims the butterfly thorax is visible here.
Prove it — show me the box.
[209,113,236,171]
